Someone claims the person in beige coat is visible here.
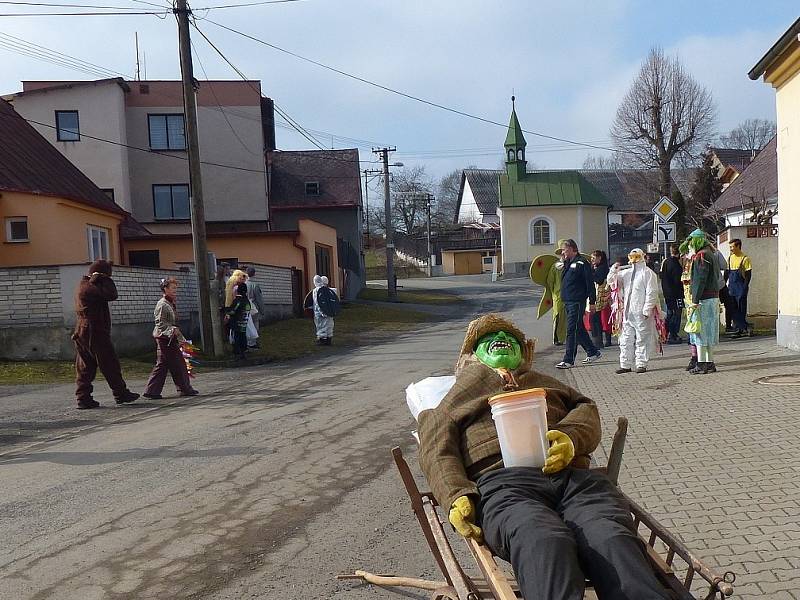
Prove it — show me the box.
[143,278,198,400]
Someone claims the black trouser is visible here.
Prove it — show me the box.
[562,301,598,364]
[232,329,247,355]
[477,467,675,600]
[665,298,682,339]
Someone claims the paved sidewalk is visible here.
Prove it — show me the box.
[557,335,800,599]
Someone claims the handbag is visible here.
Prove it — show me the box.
[684,306,701,334]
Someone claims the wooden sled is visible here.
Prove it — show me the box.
[342,417,735,600]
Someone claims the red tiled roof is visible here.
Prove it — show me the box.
[0,98,127,216]
[269,149,362,209]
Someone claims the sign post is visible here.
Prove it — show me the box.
[652,196,678,260]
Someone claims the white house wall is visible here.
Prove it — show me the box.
[9,82,133,212]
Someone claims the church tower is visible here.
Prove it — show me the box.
[504,96,527,182]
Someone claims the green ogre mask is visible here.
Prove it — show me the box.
[474,330,523,370]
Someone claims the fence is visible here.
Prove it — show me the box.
[0,261,294,360]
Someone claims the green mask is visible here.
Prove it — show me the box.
[474,331,523,370]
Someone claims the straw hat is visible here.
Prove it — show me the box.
[554,239,568,256]
[456,313,535,375]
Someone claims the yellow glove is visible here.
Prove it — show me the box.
[448,495,483,542]
[543,430,575,474]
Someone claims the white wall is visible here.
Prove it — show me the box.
[8,82,132,212]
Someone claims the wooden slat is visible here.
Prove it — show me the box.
[466,539,518,600]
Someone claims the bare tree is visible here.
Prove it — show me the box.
[719,118,776,151]
[611,47,716,204]
[391,165,433,235]
[582,153,625,170]
[435,168,463,227]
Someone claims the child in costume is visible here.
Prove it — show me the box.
[680,229,720,374]
[417,314,678,600]
[225,282,251,358]
[607,248,660,374]
[143,277,199,400]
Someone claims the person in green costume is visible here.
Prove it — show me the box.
[530,239,568,345]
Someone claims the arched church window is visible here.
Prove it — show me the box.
[507,149,515,162]
[517,148,525,161]
[531,218,551,245]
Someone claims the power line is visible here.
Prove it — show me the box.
[0,9,169,15]
[196,0,305,7]
[189,19,327,150]
[203,18,622,154]
[0,30,132,78]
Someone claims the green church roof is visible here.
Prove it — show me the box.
[504,107,526,148]
[499,171,612,208]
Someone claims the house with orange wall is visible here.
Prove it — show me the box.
[0,98,148,267]
[123,217,339,295]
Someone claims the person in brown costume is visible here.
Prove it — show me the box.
[142,277,199,400]
[72,260,139,409]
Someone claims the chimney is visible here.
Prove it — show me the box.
[260,97,276,151]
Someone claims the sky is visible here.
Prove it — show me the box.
[0,0,797,199]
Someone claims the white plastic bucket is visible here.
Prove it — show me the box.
[489,388,548,468]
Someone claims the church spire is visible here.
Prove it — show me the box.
[504,96,527,181]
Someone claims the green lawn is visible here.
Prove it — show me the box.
[252,301,430,361]
[358,286,461,305]
[0,357,156,386]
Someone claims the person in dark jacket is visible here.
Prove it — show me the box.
[589,250,612,348]
[660,244,684,343]
[225,282,251,358]
[72,260,139,409]
[556,239,602,369]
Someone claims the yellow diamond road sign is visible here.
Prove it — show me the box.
[653,196,678,222]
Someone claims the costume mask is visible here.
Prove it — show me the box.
[628,248,645,264]
[474,330,523,370]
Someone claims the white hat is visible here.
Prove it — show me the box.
[313,275,323,287]
[321,276,329,285]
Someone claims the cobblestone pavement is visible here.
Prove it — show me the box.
[558,335,800,599]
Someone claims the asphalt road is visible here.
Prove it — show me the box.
[0,275,552,600]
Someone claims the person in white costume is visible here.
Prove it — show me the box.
[607,248,659,374]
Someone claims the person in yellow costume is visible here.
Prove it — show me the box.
[530,239,568,345]
[417,314,676,600]
[726,238,753,337]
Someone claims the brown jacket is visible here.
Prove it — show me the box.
[74,273,118,336]
[418,360,601,510]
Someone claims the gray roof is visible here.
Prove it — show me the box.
[712,136,777,213]
[578,169,689,212]
[710,147,756,173]
[457,169,501,217]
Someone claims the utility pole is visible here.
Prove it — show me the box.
[175,0,215,355]
[425,193,433,277]
[362,168,381,247]
[373,147,397,301]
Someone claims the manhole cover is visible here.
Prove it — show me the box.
[755,374,800,385]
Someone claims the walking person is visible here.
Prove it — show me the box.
[555,239,602,369]
[304,275,339,345]
[72,260,139,409]
[727,238,753,337]
[226,282,251,358]
[143,278,199,400]
[607,248,659,374]
[660,244,684,344]
[681,230,720,374]
[589,250,613,348]
[245,266,264,349]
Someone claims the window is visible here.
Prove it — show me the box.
[153,184,190,220]
[315,244,332,280]
[101,188,115,202]
[530,218,552,245]
[129,249,160,268]
[148,114,186,150]
[305,181,320,195]
[55,110,80,141]
[507,149,515,162]
[87,226,110,261]
[5,217,28,242]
